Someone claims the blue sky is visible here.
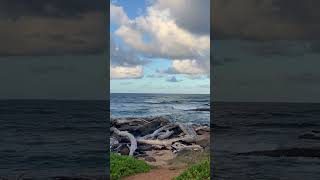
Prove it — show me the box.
[110,0,210,94]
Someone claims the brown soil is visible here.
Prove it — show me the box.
[122,168,185,180]
[123,148,209,180]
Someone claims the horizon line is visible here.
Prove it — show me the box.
[110,92,210,95]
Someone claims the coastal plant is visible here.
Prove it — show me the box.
[174,159,210,180]
[110,152,151,180]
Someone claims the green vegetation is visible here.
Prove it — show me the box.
[110,153,151,180]
[174,159,210,180]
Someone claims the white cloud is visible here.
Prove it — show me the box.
[111,66,144,79]
[110,4,129,25]
[153,0,210,35]
[110,0,210,78]
[172,59,206,75]
[115,6,209,60]
[110,36,148,67]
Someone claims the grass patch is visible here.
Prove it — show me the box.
[110,153,151,180]
[174,159,210,180]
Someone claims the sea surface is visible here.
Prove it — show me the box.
[213,102,320,180]
[0,100,107,179]
[110,93,210,125]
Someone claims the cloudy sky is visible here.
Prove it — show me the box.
[213,0,320,102]
[110,0,210,94]
[0,0,108,99]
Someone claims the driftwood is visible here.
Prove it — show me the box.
[158,130,174,140]
[172,142,203,153]
[141,124,177,140]
[110,127,137,156]
[110,117,210,157]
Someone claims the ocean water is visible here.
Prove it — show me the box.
[0,100,108,179]
[213,102,320,180]
[110,93,210,125]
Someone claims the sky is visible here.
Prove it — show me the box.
[0,0,108,100]
[110,0,210,94]
[212,0,320,103]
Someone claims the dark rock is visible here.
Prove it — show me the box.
[312,130,320,133]
[134,117,170,136]
[119,145,130,155]
[117,124,140,132]
[237,148,320,158]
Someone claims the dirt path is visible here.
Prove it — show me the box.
[123,168,185,180]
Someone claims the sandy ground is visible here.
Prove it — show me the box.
[123,148,209,180]
[123,168,185,180]
[123,150,185,180]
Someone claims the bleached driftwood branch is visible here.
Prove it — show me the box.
[136,123,197,146]
[141,124,176,140]
[158,130,174,140]
[110,127,137,156]
[110,117,210,156]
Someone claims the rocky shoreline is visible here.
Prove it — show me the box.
[110,117,210,166]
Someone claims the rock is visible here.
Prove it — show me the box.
[135,117,170,136]
[119,145,130,155]
[144,156,157,162]
[197,129,209,135]
[195,134,210,148]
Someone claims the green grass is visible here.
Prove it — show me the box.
[174,159,210,180]
[110,153,151,180]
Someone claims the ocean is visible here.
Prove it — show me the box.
[110,93,210,125]
[213,102,320,180]
[0,100,107,179]
[5,98,318,179]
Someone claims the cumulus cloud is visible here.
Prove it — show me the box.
[110,37,148,67]
[158,59,209,76]
[171,59,207,75]
[110,3,129,25]
[153,0,210,35]
[111,0,210,78]
[110,66,144,79]
[110,35,149,79]
[115,7,209,60]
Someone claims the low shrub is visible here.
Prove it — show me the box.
[110,153,151,180]
[174,159,210,180]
